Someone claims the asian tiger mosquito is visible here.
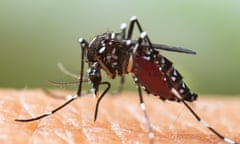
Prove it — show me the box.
[15,16,238,144]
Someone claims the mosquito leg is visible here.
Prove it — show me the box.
[93,82,111,121]
[120,22,127,39]
[129,31,153,84]
[15,94,79,122]
[15,38,89,122]
[115,23,127,94]
[127,16,152,47]
[118,76,125,93]
[77,38,88,96]
[136,81,154,144]
[171,88,238,144]
[127,16,198,56]
[127,16,144,39]
[93,82,110,121]
[131,30,154,142]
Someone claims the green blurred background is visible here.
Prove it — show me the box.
[1,0,240,95]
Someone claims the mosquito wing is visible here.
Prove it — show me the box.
[128,40,196,55]
[151,43,196,55]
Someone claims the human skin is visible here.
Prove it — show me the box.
[0,89,239,144]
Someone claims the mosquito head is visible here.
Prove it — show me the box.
[86,34,106,61]
[89,33,109,48]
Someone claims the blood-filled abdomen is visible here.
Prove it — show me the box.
[133,50,197,102]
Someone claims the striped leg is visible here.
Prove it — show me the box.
[137,82,154,144]
[15,38,89,122]
[114,23,127,94]
[132,31,154,143]
[127,16,153,48]
[171,88,238,144]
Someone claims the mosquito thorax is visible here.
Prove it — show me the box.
[87,32,131,78]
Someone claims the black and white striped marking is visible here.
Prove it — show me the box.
[171,88,237,144]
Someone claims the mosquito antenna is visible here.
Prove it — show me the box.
[58,62,80,79]
[43,89,91,100]
[45,78,89,99]
[48,80,89,86]
[48,80,79,85]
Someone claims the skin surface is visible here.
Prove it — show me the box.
[0,89,239,144]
